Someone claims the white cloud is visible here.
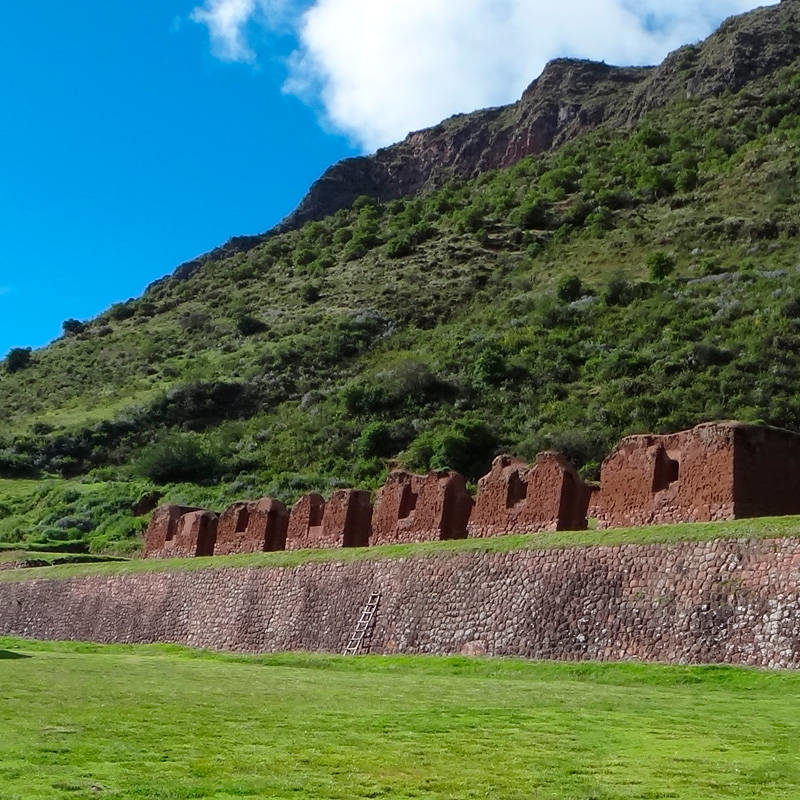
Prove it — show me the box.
[191,0,296,62]
[191,0,771,150]
[192,0,258,62]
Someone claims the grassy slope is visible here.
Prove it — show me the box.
[2,62,800,553]
[2,515,799,583]
[1,638,798,799]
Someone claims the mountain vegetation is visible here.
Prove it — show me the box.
[2,2,800,554]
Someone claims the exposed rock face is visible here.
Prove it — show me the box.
[593,421,800,529]
[270,1,800,235]
[371,470,473,545]
[215,498,289,555]
[274,60,649,233]
[286,489,372,550]
[469,451,590,537]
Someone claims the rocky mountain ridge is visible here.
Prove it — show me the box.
[170,0,799,280]
[274,0,799,232]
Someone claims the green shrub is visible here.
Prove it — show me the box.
[557,274,584,302]
[473,345,507,385]
[354,422,396,459]
[302,284,321,304]
[385,237,413,258]
[646,251,676,281]
[404,417,497,481]
[109,302,135,321]
[136,434,220,484]
[236,315,267,336]
[5,347,32,373]
[604,275,636,307]
[62,319,86,336]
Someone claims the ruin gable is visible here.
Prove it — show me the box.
[215,498,289,555]
[144,505,203,558]
[468,451,590,537]
[286,489,372,550]
[592,421,800,528]
[371,470,473,545]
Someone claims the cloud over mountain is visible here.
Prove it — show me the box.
[191,0,770,150]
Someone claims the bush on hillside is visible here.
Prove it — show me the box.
[646,251,676,281]
[62,318,86,336]
[403,416,497,481]
[236,314,267,336]
[135,433,221,484]
[557,275,584,303]
[5,347,32,373]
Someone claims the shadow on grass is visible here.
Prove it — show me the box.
[0,650,31,660]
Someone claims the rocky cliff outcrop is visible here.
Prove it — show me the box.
[169,1,800,281]
[272,1,800,234]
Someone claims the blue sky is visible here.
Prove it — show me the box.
[0,0,769,355]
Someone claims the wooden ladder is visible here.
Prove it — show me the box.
[343,592,381,655]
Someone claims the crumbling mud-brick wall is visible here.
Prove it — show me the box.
[469,452,591,537]
[144,505,203,558]
[591,421,800,529]
[155,510,218,558]
[286,490,372,550]
[371,470,473,545]
[215,498,289,555]
[593,423,737,528]
[3,538,800,669]
[731,424,800,518]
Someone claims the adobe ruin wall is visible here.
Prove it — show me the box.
[142,421,800,560]
[2,537,799,669]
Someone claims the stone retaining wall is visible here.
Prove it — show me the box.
[1,537,799,668]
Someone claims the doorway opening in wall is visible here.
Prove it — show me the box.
[398,485,418,519]
[506,471,528,508]
[309,500,324,527]
[235,508,250,533]
[652,448,680,492]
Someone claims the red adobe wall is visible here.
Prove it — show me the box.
[594,422,738,529]
[215,498,289,555]
[158,510,218,558]
[371,470,473,545]
[286,489,372,550]
[144,505,203,558]
[468,452,590,537]
[732,424,800,518]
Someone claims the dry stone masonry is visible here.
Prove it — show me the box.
[3,537,799,669]
[143,421,800,560]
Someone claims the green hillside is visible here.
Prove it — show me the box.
[2,55,800,553]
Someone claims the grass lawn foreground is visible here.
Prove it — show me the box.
[0,638,798,799]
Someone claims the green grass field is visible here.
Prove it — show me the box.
[1,638,799,799]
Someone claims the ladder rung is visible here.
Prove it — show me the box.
[343,591,381,655]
